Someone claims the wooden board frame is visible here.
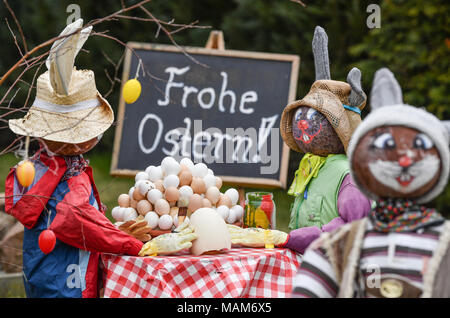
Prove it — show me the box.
[111,41,300,189]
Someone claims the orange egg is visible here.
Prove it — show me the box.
[217,193,232,208]
[179,170,193,186]
[202,198,212,208]
[155,199,170,215]
[191,177,206,194]
[154,179,165,192]
[165,186,180,202]
[215,177,223,190]
[136,200,152,216]
[133,189,145,201]
[130,198,138,209]
[188,194,203,213]
[16,160,35,187]
[117,194,130,208]
[205,187,220,204]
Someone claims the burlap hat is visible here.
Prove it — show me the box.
[280,26,366,153]
[8,19,113,144]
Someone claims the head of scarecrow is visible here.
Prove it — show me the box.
[8,19,114,156]
[348,68,450,204]
[280,26,367,157]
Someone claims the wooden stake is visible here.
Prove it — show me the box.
[205,30,225,50]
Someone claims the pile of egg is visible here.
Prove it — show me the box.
[111,157,244,231]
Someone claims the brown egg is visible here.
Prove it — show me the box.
[215,177,223,190]
[154,179,165,192]
[136,200,152,216]
[179,170,193,186]
[202,198,212,208]
[154,199,170,216]
[165,186,180,202]
[130,198,138,209]
[118,194,130,208]
[205,186,220,204]
[133,188,146,201]
[180,164,190,172]
[188,194,203,213]
[217,193,232,208]
[191,177,206,194]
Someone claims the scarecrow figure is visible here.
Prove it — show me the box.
[278,26,371,253]
[4,20,155,298]
[291,68,450,298]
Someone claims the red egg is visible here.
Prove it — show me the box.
[38,229,56,254]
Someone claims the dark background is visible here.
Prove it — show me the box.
[0,0,449,215]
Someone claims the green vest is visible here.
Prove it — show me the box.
[289,154,349,230]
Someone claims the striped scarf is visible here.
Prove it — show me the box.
[370,198,444,232]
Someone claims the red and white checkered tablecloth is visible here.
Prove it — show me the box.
[100,248,302,298]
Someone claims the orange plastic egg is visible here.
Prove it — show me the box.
[16,160,35,187]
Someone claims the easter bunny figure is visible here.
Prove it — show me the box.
[4,19,151,298]
[278,26,372,254]
[291,68,450,298]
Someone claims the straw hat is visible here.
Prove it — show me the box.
[280,26,366,153]
[8,19,113,144]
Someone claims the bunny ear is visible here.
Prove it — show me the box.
[347,67,367,108]
[370,67,403,111]
[46,19,92,95]
[441,121,450,144]
[312,26,331,80]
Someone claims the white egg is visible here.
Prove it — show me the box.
[173,214,179,227]
[135,171,149,182]
[123,207,138,221]
[128,186,135,199]
[136,180,155,196]
[158,214,174,230]
[231,205,244,220]
[111,206,123,222]
[226,208,236,224]
[216,205,230,221]
[147,189,163,204]
[144,211,159,229]
[207,169,214,175]
[224,188,239,205]
[203,174,217,189]
[147,166,163,182]
[179,185,194,199]
[163,175,180,189]
[192,163,208,178]
[180,158,194,172]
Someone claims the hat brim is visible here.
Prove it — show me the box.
[8,93,114,144]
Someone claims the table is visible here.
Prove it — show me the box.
[101,248,302,298]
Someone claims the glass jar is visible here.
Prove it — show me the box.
[244,192,276,229]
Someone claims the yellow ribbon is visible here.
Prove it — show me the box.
[264,230,274,249]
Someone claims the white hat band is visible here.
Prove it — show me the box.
[32,97,100,113]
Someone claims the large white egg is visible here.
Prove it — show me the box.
[216,205,230,221]
[144,211,159,229]
[192,163,208,178]
[123,207,138,222]
[226,208,236,224]
[203,174,217,189]
[179,185,194,199]
[180,158,194,172]
[147,189,163,204]
[161,158,180,176]
[207,168,214,175]
[163,175,180,189]
[230,205,244,220]
[147,166,163,182]
[135,171,149,182]
[111,206,123,222]
[224,188,239,205]
[136,180,155,196]
[128,186,135,199]
[158,214,173,230]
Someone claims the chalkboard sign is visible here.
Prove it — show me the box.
[111,41,299,188]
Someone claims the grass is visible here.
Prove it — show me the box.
[0,151,294,233]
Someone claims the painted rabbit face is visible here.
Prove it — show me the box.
[352,126,441,199]
[292,106,345,156]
